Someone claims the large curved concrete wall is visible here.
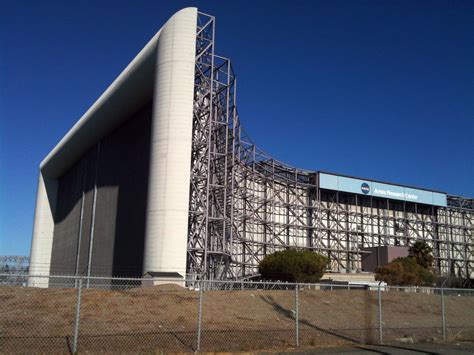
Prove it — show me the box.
[29,8,198,285]
[144,7,197,277]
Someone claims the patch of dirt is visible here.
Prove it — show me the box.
[1,286,473,354]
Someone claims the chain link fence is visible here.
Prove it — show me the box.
[1,274,473,353]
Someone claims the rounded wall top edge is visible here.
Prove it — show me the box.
[39,8,199,179]
[161,7,198,31]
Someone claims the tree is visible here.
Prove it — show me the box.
[375,257,436,286]
[409,240,434,270]
[258,249,329,283]
[376,241,436,286]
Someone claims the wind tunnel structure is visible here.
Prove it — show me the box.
[29,8,473,287]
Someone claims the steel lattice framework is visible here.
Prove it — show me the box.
[0,256,29,274]
[188,13,473,281]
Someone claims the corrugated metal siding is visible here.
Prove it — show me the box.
[50,102,152,280]
[50,157,85,280]
[76,149,98,275]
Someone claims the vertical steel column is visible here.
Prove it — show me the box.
[370,196,374,247]
[86,141,100,287]
[202,16,216,280]
[385,199,389,244]
[286,183,290,245]
[314,175,320,251]
[336,191,341,270]
[237,124,243,275]
[189,13,217,278]
[355,194,360,270]
[271,161,275,255]
[229,78,237,275]
[461,211,468,277]
[447,209,453,275]
[403,201,408,244]
[74,163,87,284]
[432,205,441,274]
[220,59,231,264]
[317,178,322,253]
[345,195,350,270]
[73,277,83,353]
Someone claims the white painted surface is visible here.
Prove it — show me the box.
[41,15,163,178]
[30,8,198,284]
[28,173,57,287]
[143,7,197,276]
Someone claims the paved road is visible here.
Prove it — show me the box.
[270,342,474,354]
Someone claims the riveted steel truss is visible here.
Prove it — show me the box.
[188,12,474,281]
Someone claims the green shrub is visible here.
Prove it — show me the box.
[375,257,436,286]
[258,249,329,283]
[409,240,434,270]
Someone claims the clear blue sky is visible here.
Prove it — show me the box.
[1,1,473,256]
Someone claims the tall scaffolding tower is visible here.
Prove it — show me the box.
[187,12,474,281]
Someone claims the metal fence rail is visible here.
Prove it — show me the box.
[1,274,473,353]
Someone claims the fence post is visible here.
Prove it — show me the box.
[378,283,383,345]
[73,277,83,354]
[197,284,203,351]
[295,284,299,347]
[441,288,446,341]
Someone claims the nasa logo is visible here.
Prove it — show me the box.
[361,183,370,194]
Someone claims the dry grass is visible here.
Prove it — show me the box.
[1,285,473,354]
